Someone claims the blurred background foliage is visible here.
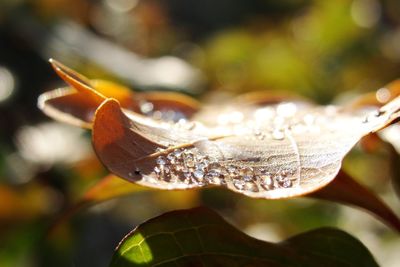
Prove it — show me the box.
[1,0,400,266]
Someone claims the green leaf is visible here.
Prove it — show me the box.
[110,207,379,267]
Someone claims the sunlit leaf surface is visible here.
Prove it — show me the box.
[92,93,400,199]
[110,207,379,267]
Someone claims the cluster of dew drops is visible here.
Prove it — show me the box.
[143,147,295,192]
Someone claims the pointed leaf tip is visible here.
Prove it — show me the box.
[49,59,94,91]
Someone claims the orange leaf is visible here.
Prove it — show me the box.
[350,79,400,108]
[38,59,200,128]
[81,174,150,203]
[310,171,400,232]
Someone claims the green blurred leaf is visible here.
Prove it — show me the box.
[110,207,379,267]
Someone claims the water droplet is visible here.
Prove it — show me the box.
[183,171,192,179]
[152,110,163,120]
[185,158,195,168]
[261,174,272,188]
[376,87,391,103]
[193,169,204,180]
[205,169,220,183]
[188,121,198,130]
[239,167,254,182]
[281,178,292,188]
[140,101,154,114]
[169,172,179,183]
[163,110,177,122]
[210,167,221,175]
[174,164,184,171]
[156,156,167,165]
[227,165,236,174]
[233,179,245,190]
[184,149,194,155]
[272,129,285,140]
[244,182,258,192]
[275,171,292,188]
[202,155,212,165]
[154,166,161,174]
[196,162,207,170]
[167,153,176,163]
[207,175,221,184]
[173,149,183,158]
[164,166,170,174]
[254,129,266,140]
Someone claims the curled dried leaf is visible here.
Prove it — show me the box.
[92,92,400,199]
[350,79,400,108]
[38,59,200,128]
[310,171,400,231]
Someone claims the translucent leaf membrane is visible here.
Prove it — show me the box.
[110,208,379,267]
[92,95,400,199]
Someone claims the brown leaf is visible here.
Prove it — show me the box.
[92,90,400,199]
[310,170,400,232]
[38,59,200,128]
[349,79,400,108]
[352,128,400,202]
